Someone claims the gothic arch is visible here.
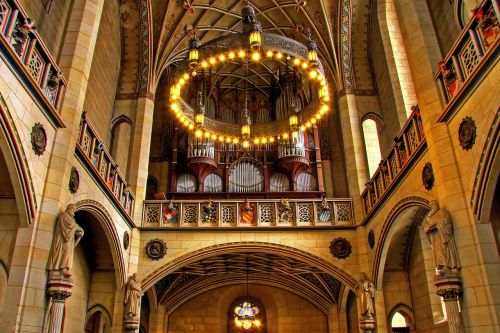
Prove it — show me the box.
[73,199,127,288]
[372,196,430,287]
[86,304,113,328]
[387,303,415,330]
[140,242,359,292]
[0,95,36,225]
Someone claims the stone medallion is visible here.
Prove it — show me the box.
[145,239,167,260]
[330,238,352,259]
[422,162,434,190]
[458,116,476,150]
[69,167,79,194]
[368,230,375,249]
[123,231,130,250]
[31,123,47,156]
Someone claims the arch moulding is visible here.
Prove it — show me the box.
[372,196,430,287]
[140,242,359,292]
[74,199,127,288]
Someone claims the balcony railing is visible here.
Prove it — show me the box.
[435,0,499,121]
[142,198,354,228]
[361,107,426,219]
[76,112,135,220]
[0,0,66,125]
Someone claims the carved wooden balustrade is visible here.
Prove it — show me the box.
[77,112,135,219]
[361,108,426,219]
[435,0,499,121]
[142,198,354,228]
[0,0,66,123]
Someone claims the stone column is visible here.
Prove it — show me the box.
[435,274,465,333]
[126,97,155,222]
[338,93,369,220]
[46,279,73,333]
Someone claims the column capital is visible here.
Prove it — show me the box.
[47,278,74,301]
[435,273,463,301]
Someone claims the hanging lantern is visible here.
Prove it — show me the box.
[188,37,200,70]
[289,114,298,131]
[307,30,319,70]
[195,113,204,127]
[195,90,205,127]
[241,124,251,140]
[319,85,329,102]
[249,30,262,51]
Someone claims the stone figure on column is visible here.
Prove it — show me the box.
[423,200,460,274]
[358,273,375,317]
[124,273,142,318]
[47,204,84,279]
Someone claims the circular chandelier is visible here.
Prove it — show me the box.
[234,301,262,330]
[168,2,331,147]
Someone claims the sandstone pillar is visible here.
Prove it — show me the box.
[127,97,155,222]
[338,93,369,220]
[46,279,73,333]
[435,274,465,333]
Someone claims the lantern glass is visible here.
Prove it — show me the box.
[249,31,262,51]
[241,124,251,139]
[195,113,204,126]
[308,50,317,62]
[319,86,329,102]
[189,49,199,68]
[289,115,298,128]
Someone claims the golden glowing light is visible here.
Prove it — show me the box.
[251,52,260,61]
[266,50,273,57]
[309,70,317,79]
[242,140,250,148]
[219,54,226,62]
[238,50,246,58]
[229,52,235,59]
[276,52,283,59]
[195,129,202,138]
[209,57,216,64]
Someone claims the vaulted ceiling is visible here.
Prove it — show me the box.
[118,0,374,97]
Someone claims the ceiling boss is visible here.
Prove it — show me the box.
[168,1,331,149]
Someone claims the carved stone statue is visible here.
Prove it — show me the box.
[423,201,460,275]
[47,204,84,279]
[358,273,375,318]
[124,273,142,318]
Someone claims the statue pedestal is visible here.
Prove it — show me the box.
[435,273,465,333]
[124,317,140,332]
[47,278,73,333]
[360,316,376,333]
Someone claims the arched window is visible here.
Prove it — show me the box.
[176,174,197,192]
[228,297,265,333]
[296,172,318,192]
[270,173,290,192]
[204,173,223,192]
[229,161,264,193]
[391,311,410,332]
[362,119,382,177]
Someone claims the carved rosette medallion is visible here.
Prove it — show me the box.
[422,162,435,190]
[368,230,375,249]
[31,123,47,156]
[330,238,352,259]
[123,231,130,250]
[458,116,476,150]
[69,167,79,194]
[145,239,167,260]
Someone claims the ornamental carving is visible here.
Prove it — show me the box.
[329,237,352,259]
[458,116,476,150]
[145,239,167,260]
[368,230,375,249]
[123,231,130,250]
[69,167,79,194]
[422,162,434,190]
[31,123,47,156]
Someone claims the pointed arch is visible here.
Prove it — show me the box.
[74,200,127,288]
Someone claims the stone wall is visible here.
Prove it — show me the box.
[426,0,461,56]
[83,0,122,148]
[167,284,328,333]
[16,0,72,60]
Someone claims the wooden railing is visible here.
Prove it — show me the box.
[142,198,353,228]
[0,0,66,122]
[435,0,499,121]
[76,112,135,219]
[361,108,426,218]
